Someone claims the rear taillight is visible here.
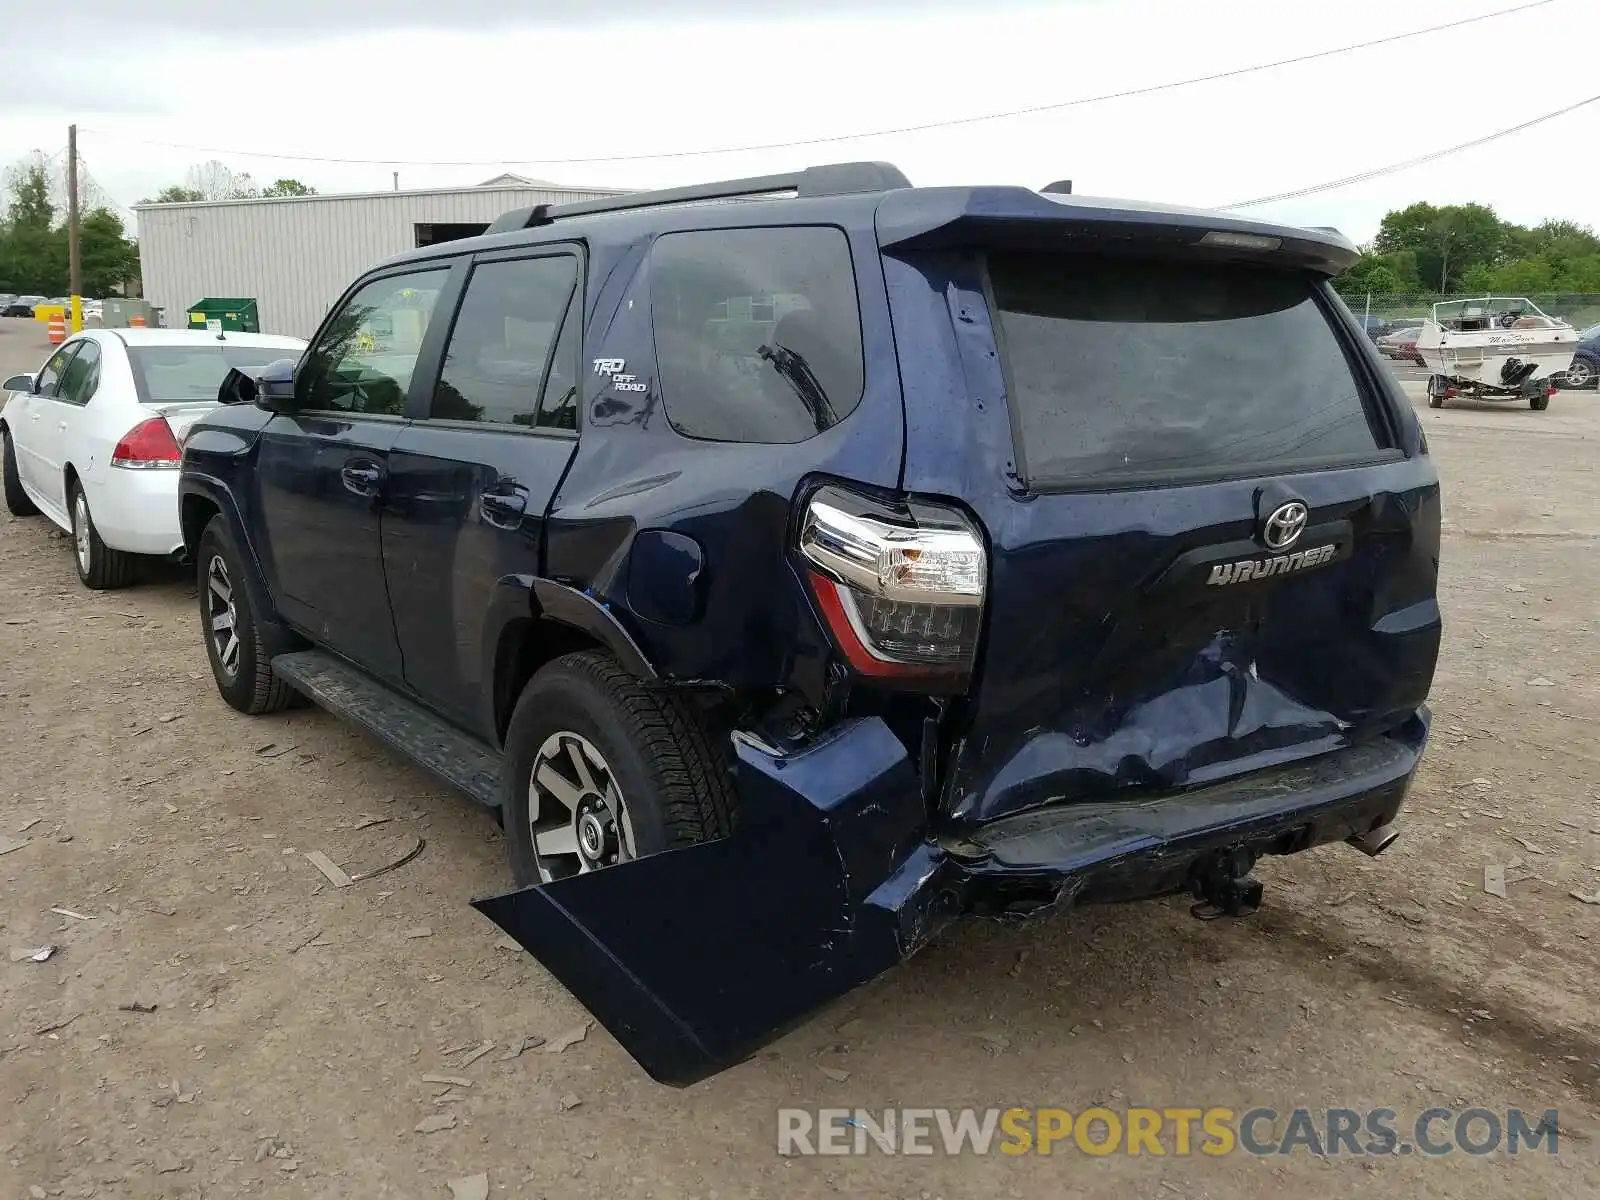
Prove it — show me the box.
[111,417,182,469]
[798,485,986,689]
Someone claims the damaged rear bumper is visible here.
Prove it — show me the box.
[475,710,1429,1087]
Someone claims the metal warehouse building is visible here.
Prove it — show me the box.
[135,177,625,338]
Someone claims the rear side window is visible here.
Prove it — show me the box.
[651,227,865,443]
[989,255,1383,486]
[129,345,290,403]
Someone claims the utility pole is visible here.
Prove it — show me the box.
[67,123,82,332]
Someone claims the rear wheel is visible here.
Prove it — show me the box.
[1427,376,1447,409]
[500,651,736,887]
[1530,392,1550,411]
[69,482,135,589]
[197,515,298,714]
[2,429,37,516]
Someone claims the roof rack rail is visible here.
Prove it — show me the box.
[484,161,912,236]
[1040,179,1073,195]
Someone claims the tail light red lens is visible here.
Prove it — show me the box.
[798,484,986,689]
[111,417,182,469]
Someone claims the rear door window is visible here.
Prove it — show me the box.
[57,339,101,405]
[988,254,1385,487]
[650,226,865,443]
[431,254,578,428]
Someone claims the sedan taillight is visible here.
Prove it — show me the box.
[111,416,182,469]
[798,485,986,690]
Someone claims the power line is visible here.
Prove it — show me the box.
[1223,91,1600,208]
[79,0,1556,169]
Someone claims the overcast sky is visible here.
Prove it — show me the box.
[1,0,1593,243]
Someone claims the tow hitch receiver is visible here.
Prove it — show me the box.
[1188,847,1263,920]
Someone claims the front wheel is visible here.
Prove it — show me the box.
[197,515,298,714]
[2,429,38,517]
[500,651,737,887]
[69,482,135,589]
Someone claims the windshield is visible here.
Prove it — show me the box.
[128,345,299,403]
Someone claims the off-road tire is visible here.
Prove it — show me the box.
[69,481,135,589]
[2,429,38,516]
[197,514,298,715]
[1530,392,1550,411]
[500,650,737,887]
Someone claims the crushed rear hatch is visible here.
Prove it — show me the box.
[881,196,1441,825]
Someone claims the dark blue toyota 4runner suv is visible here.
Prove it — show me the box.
[179,163,1441,1086]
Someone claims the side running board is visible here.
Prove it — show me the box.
[271,650,501,807]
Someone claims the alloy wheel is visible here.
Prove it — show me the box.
[206,554,241,676]
[527,731,635,883]
[72,492,92,575]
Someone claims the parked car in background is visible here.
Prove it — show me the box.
[1,328,306,588]
[178,161,1440,1088]
[1553,322,1599,390]
[1377,324,1425,363]
[2,296,44,318]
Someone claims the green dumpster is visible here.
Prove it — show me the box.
[186,298,260,334]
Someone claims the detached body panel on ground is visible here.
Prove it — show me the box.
[179,165,1442,1086]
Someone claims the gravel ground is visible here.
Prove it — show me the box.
[2,317,1598,1198]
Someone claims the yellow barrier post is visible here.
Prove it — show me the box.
[70,295,82,333]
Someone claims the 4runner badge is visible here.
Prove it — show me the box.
[1206,543,1337,586]
[593,357,648,393]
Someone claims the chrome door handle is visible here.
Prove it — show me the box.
[340,462,384,497]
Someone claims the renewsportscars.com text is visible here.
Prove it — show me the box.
[777,1106,1561,1157]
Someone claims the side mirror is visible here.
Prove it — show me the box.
[255,358,301,413]
[217,358,300,412]
[3,373,35,393]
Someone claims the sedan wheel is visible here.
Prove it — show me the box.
[67,482,134,589]
[527,731,636,883]
[72,492,92,575]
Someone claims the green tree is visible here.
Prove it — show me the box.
[261,178,316,197]
[79,208,139,297]
[1334,248,1423,298]
[144,184,205,203]
[1374,202,1506,292]
[0,163,67,294]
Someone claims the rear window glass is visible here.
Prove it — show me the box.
[130,345,298,404]
[989,255,1383,485]
[651,227,865,443]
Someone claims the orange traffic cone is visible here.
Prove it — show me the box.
[47,314,66,344]
[129,314,147,328]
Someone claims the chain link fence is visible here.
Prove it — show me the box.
[1337,292,1600,332]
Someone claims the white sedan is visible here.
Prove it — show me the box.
[1,328,305,588]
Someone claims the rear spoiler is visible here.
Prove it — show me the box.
[875,187,1360,276]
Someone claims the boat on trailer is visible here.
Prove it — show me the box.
[1414,296,1577,411]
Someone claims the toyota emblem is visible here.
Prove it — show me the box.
[1262,501,1309,551]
